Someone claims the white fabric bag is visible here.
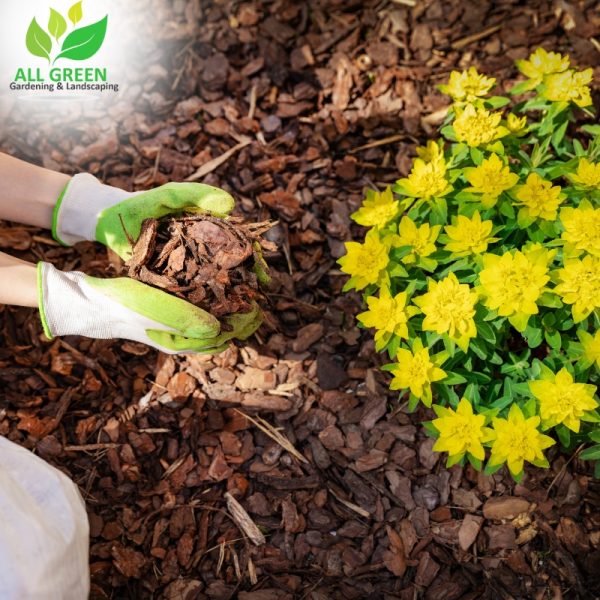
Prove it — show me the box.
[0,436,90,599]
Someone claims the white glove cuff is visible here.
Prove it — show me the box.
[53,173,137,246]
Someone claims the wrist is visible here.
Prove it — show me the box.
[0,253,38,308]
[53,174,135,246]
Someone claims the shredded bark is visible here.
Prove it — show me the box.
[126,215,275,320]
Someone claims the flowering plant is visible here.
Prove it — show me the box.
[339,48,600,481]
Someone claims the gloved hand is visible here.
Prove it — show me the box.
[52,174,235,259]
[37,263,262,354]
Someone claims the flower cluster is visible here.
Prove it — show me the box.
[339,49,600,480]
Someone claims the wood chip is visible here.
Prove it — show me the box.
[225,492,266,546]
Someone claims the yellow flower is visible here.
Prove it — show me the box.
[554,255,600,323]
[444,211,497,256]
[541,69,593,107]
[478,247,552,331]
[438,67,496,102]
[515,48,570,87]
[506,113,527,135]
[352,186,399,228]
[339,229,390,291]
[389,339,446,406]
[560,201,600,257]
[453,104,508,148]
[529,368,598,433]
[488,404,555,477]
[396,158,452,201]
[395,216,440,264]
[416,140,445,165]
[413,273,478,352]
[464,153,519,208]
[357,287,419,350]
[432,398,494,463]
[569,158,600,190]
[514,173,564,221]
[578,329,600,369]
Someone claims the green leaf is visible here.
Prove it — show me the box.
[538,292,563,309]
[388,261,408,278]
[580,444,600,461]
[470,147,484,165]
[486,96,511,109]
[443,372,467,385]
[467,454,483,471]
[477,321,496,345]
[491,395,513,412]
[573,139,585,156]
[422,420,438,436]
[512,382,532,397]
[509,80,533,95]
[407,393,420,412]
[469,338,488,360]
[581,124,600,137]
[517,208,535,229]
[523,324,543,349]
[430,197,447,226]
[589,430,600,443]
[48,8,67,41]
[581,410,600,423]
[54,15,107,62]
[68,1,83,25]
[499,199,515,219]
[418,257,438,272]
[551,118,569,153]
[487,140,505,155]
[484,461,504,476]
[503,378,515,399]
[441,125,456,141]
[522,397,537,418]
[26,18,52,62]
[544,330,561,350]
[556,424,571,448]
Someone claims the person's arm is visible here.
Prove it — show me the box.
[0,153,263,352]
[0,251,37,307]
[0,153,70,229]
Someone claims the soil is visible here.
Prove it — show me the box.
[1,0,600,599]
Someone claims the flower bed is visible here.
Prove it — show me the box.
[340,48,600,481]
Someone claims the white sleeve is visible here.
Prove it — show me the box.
[0,436,90,600]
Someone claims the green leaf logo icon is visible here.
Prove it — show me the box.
[48,8,67,41]
[26,18,52,62]
[68,1,83,26]
[54,15,108,63]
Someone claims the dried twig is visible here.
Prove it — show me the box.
[544,443,586,500]
[63,443,120,451]
[451,25,502,50]
[329,487,371,519]
[349,133,416,154]
[235,409,308,463]
[224,491,266,546]
[185,138,252,181]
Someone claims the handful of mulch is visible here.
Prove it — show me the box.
[125,214,274,321]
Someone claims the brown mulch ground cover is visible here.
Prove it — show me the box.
[1,0,600,598]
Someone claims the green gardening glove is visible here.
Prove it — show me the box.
[37,262,262,354]
[53,174,234,259]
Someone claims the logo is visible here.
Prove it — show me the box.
[26,3,107,64]
[9,1,119,96]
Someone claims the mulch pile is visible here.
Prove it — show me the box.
[126,215,273,319]
[1,0,600,598]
